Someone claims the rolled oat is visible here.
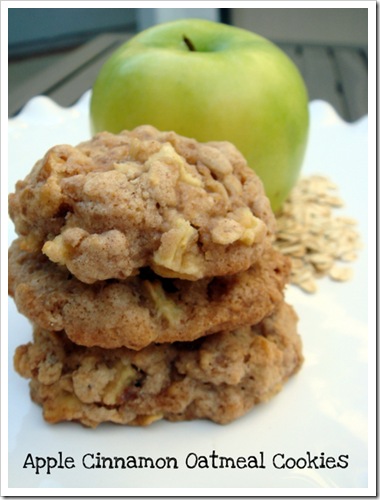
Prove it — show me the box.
[274,175,361,293]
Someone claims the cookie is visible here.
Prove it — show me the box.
[9,239,290,350]
[14,301,303,428]
[9,125,275,284]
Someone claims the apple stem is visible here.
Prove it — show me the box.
[183,35,196,51]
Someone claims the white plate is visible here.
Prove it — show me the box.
[5,93,372,494]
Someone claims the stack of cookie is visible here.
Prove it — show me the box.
[9,126,303,428]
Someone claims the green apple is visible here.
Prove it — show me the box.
[90,18,309,213]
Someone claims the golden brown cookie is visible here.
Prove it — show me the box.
[9,126,275,283]
[14,301,303,428]
[9,239,290,350]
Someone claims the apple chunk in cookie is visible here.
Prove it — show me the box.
[9,125,275,284]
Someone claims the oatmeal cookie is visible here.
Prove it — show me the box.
[9,239,290,350]
[14,301,303,427]
[9,126,275,283]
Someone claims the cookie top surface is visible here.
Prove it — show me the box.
[9,125,275,283]
[14,301,303,427]
[9,239,289,350]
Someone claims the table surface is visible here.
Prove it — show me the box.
[8,33,368,122]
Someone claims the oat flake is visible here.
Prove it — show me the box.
[274,175,362,293]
